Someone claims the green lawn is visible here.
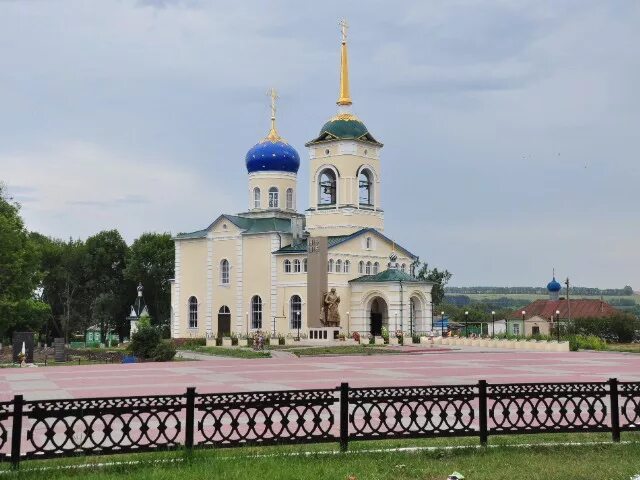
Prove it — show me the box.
[283,345,406,356]
[604,343,640,354]
[187,346,271,359]
[4,436,640,480]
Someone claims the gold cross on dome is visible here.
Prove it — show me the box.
[339,18,349,43]
[267,87,279,120]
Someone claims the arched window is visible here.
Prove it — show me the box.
[286,188,293,210]
[188,296,198,329]
[335,259,342,273]
[220,259,230,284]
[290,295,302,330]
[366,237,372,249]
[328,259,334,273]
[373,262,379,274]
[344,260,350,273]
[318,169,337,205]
[359,168,373,205]
[365,261,372,275]
[303,258,308,273]
[268,187,279,208]
[251,296,262,329]
[401,263,406,273]
[358,261,364,274]
[293,259,301,273]
[284,259,292,273]
[253,187,261,209]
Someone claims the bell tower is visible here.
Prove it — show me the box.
[305,20,384,237]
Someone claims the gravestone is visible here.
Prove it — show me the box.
[12,332,35,363]
[53,338,66,362]
[306,236,328,328]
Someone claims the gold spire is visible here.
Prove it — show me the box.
[337,19,352,106]
[264,87,283,142]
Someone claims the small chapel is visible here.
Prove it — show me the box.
[170,22,434,340]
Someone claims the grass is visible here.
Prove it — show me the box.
[284,345,406,357]
[3,433,640,479]
[188,346,271,359]
[604,343,640,354]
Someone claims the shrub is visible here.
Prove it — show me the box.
[151,341,177,361]
[569,335,607,351]
[129,318,163,360]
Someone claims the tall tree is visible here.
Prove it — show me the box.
[0,184,50,340]
[414,261,453,306]
[124,232,174,327]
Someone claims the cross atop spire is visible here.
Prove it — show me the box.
[264,87,282,142]
[337,19,352,106]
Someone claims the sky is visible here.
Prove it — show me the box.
[1,0,639,289]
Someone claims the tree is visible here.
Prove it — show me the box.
[414,261,452,306]
[623,285,634,296]
[124,233,174,328]
[0,184,50,341]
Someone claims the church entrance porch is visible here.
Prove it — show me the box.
[369,297,388,336]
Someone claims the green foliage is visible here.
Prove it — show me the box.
[415,261,452,305]
[128,318,162,360]
[569,314,640,343]
[0,185,50,340]
[569,335,607,351]
[151,340,177,361]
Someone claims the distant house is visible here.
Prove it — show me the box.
[508,274,620,336]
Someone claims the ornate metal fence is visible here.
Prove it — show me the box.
[2,378,639,468]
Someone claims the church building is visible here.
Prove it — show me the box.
[170,23,434,339]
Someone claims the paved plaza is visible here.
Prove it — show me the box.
[1,349,639,401]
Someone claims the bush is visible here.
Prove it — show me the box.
[151,341,177,361]
[569,314,640,343]
[129,318,163,360]
[569,335,607,351]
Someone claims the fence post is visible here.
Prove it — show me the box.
[339,382,349,452]
[478,380,488,446]
[608,378,620,443]
[10,394,23,469]
[185,387,196,451]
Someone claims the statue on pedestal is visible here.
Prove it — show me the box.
[322,288,341,327]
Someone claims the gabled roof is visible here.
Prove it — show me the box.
[349,268,430,284]
[511,299,620,320]
[174,214,292,240]
[273,228,417,259]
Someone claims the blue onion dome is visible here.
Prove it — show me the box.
[547,277,562,292]
[245,123,300,174]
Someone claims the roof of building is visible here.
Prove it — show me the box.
[349,268,429,284]
[305,117,382,146]
[174,214,292,240]
[245,139,300,174]
[511,299,620,320]
[272,227,417,258]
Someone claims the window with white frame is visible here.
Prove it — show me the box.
[220,259,230,284]
[344,260,350,273]
[290,295,302,330]
[328,259,334,273]
[373,262,379,274]
[358,261,364,274]
[335,259,342,273]
[401,263,406,273]
[318,169,337,205]
[513,323,520,336]
[365,261,372,275]
[303,258,308,273]
[253,187,261,208]
[251,296,262,329]
[286,188,293,210]
[188,296,198,329]
[359,168,373,206]
[293,259,301,273]
[284,259,291,273]
[268,187,279,208]
[365,237,372,249]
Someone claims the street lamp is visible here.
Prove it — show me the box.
[441,311,445,336]
[521,310,526,337]
[346,311,350,336]
[464,311,469,337]
[555,309,560,342]
[491,311,496,338]
[296,311,301,341]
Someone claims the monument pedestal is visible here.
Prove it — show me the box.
[308,327,341,341]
